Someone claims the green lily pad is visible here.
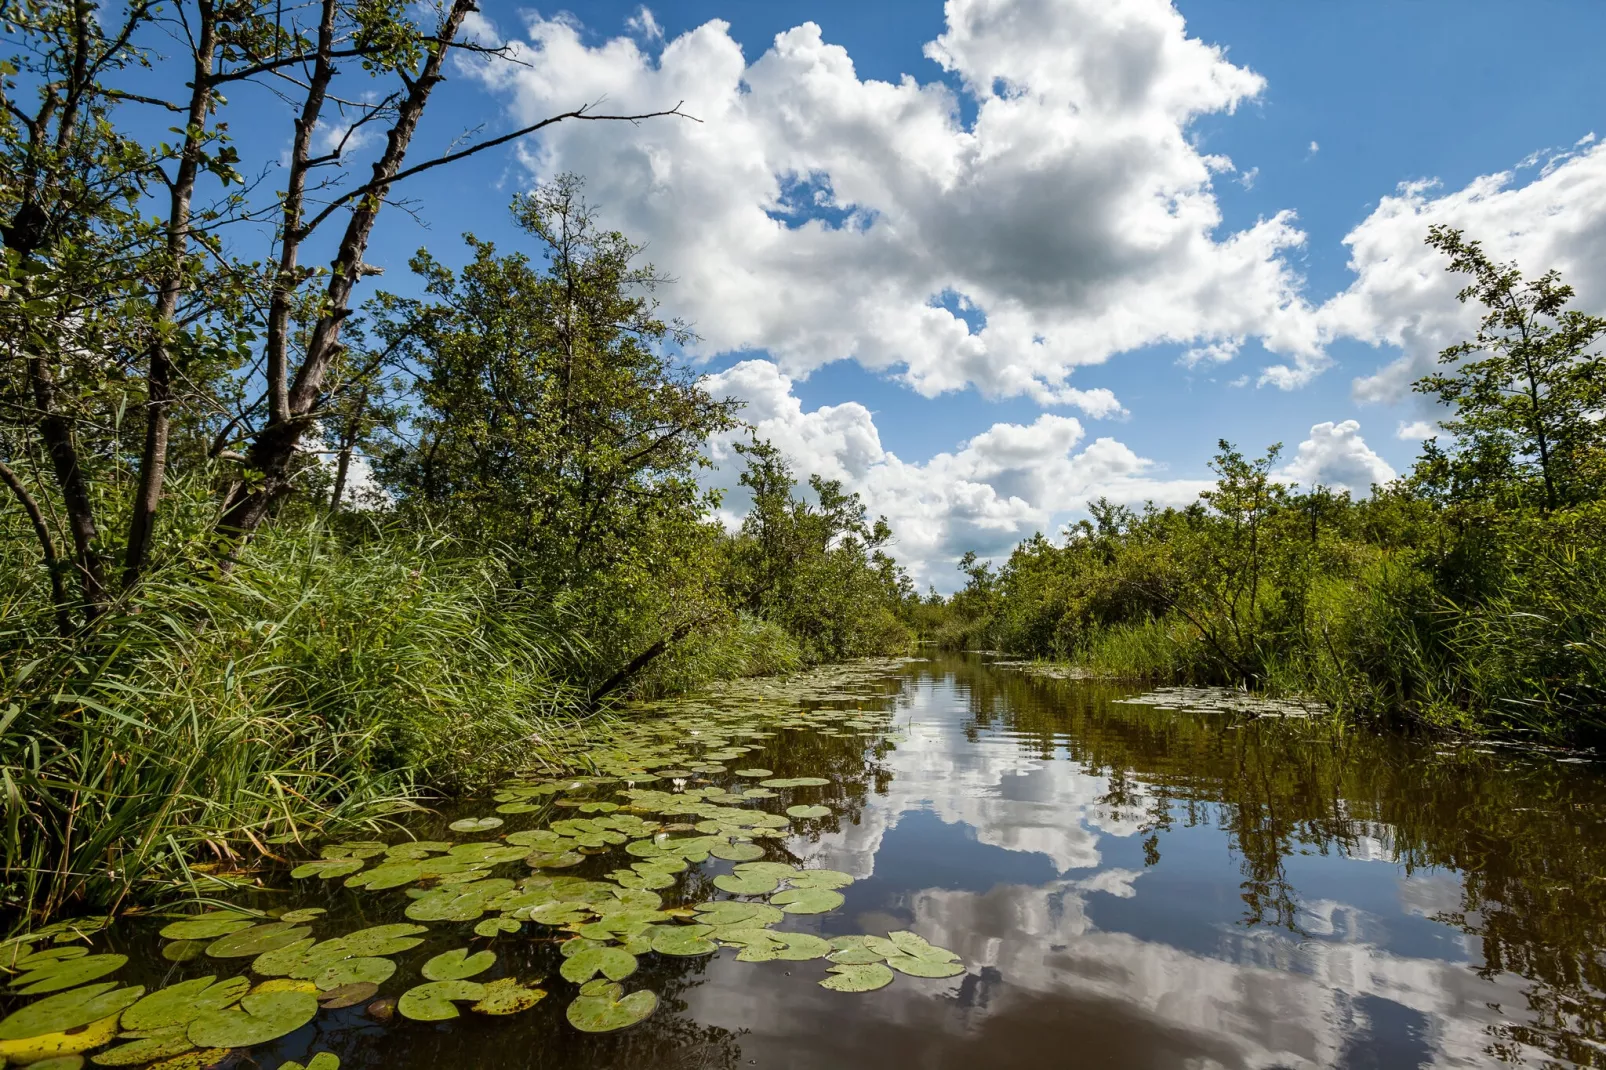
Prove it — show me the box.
[732,769,772,778]
[559,946,637,984]
[887,931,957,960]
[885,955,965,978]
[397,981,487,1022]
[712,873,780,896]
[525,901,591,927]
[770,888,845,914]
[820,962,894,992]
[90,1024,194,1065]
[341,924,429,957]
[158,914,255,941]
[421,949,495,981]
[470,978,546,1016]
[474,917,522,937]
[827,936,887,965]
[505,830,570,849]
[448,817,503,833]
[187,989,318,1048]
[691,901,784,928]
[8,946,87,970]
[161,941,209,963]
[708,841,766,862]
[316,982,378,1009]
[564,982,657,1033]
[310,956,395,990]
[785,805,832,820]
[649,926,717,957]
[277,1053,339,1070]
[345,862,421,890]
[11,954,127,994]
[250,938,317,977]
[321,841,386,859]
[790,869,854,890]
[525,850,584,869]
[741,788,778,799]
[385,842,443,861]
[733,861,797,880]
[496,802,542,814]
[0,983,144,1041]
[206,923,312,959]
[759,777,831,788]
[290,858,363,880]
[277,909,327,924]
[405,882,506,923]
[122,976,250,1031]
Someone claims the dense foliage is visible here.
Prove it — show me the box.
[0,2,914,922]
[937,228,1606,745]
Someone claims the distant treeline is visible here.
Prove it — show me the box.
[932,227,1606,746]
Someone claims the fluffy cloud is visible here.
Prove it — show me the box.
[701,360,1207,589]
[1276,420,1395,493]
[469,0,1322,408]
[1297,136,1606,398]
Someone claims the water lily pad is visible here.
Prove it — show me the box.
[733,861,797,880]
[474,917,522,937]
[741,788,778,799]
[526,901,591,927]
[310,956,395,990]
[8,946,87,970]
[496,801,542,814]
[90,1024,194,1065]
[123,976,250,1031]
[785,805,832,820]
[732,769,772,778]
[277,909,326,924]
[0,984,144,1041]
[826,936,886,965]
[470,978,546,1016]
[345,862,421,890]
[770,888,845,914]
[277,1054,339,1070]
[250,978,318,997]
[691,901,783,928]
[421,949,495,981]
[559,945,637,984]
[885,955,965,978]
[405,882,510,923]
[159,913,256,941]
[11,954,127,994]
[759,777,830,788]
[385,842,443,861]
[708,841,766,862]
[820,962,894,992]
[397,981,487,1022]
[290,858,363,880]
[316,982,378,1009]
[250,938,317,977]
[206,923,311,959]
[712,873,780,896]
[0,1009,123,1064]
[790,869,854,890]
[564,982,656,1033]
[448,817,503,833]
[649,926,717,957]
[147,1051,230,1070]
[525,850,584,869]
[162,941,209,963]
[187,989,318,1048]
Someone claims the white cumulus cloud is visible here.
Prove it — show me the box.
[701,360,1207,588]
[468,0,1323,408]
[1276,420,1395,493]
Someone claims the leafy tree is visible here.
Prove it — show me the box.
[1414,225,1606,510]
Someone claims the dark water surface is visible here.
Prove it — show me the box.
[24,654,1606,1069]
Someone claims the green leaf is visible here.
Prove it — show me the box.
[11,954,126,994]
[309,956,394,990]
[90,1024,194,1065]
[564,982,657,1033]
[770,887,844,914]
[708,841,765,862]
[470,978,546,1016]
[277,1053,340,1070]
[421,949,495,981]
[290,858,363,880]
[448,817,503,832]
[0,984,144,1041]
[785,804,832,819]
[278,909,327,924]
[340,924,429,956]
[648,925,717,957]
[558,945,637,984]
[122,976,250,1031]
[885,956,965,978]
[692,901,783,928]
[397,981,487,1022]
[790,869,854,890]
[186,989,318,1048]
[820,962,894,992]
[474,917,522,937]
[205,923,312,959]
[316,982,378,1009]
[732,768,772,778]
[158,913,255,941]
[712,873,779,896]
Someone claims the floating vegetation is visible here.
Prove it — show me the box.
[0,663,965,1059]
[1113,685,1327,719]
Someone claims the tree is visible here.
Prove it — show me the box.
[376,175,739,586]
[1414,225,1606,511]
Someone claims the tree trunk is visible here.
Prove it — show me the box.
[122,1,219,589]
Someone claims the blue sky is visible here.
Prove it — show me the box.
[249,0,1606,589]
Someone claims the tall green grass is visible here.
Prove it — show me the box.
[1,521,588,924]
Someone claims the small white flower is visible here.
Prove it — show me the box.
[671,777,687,791]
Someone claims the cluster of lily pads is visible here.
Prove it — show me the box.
[1,661,958,1064]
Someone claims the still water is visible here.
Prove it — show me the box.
[21,654,1606,1069]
